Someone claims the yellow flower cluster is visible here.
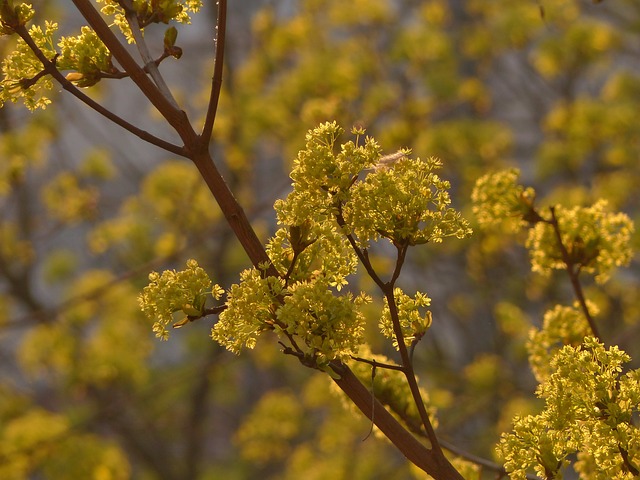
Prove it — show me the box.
[1,21,57,110]
[527,200,634,284]
[211,267,283,353]
[471,168,537,233]
[499,338,640,479]
[142,123,470,377]
[139,259,222,340]
[0,1,202,109]
[527,302,595,383]
[379,288,432,349]
[472,170,635,284]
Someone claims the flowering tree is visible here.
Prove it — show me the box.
[1,1,639,479]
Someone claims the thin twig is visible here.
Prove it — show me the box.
[437,439,541,480]
[335,212,385,288]
[350,356,405,372]
[175,305,228,327]
[119,0,180,108]
[384,284,441,452]
[548,207,601,340]
[335,200,444,454]
[201,0,227,146]
[13,25,186,156]
[389,241,409,286]
[283,250,301,285]
[384,243,438,446]
[190,150,281,277]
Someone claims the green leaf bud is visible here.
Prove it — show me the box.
[164,26,178,48]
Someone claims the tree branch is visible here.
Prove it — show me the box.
[330,361,464,480]
[350,356,405,372]
[200,0,226,145]
[335,211,385,288]
[389,241,409,286]
[191,150,280,278]
[335,206,451,472]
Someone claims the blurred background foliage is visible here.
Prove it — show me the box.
[1,0,639,478]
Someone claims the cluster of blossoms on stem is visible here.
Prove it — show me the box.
[343,154,472,247]
[142,122,470,376]
[1,16,56,110]
[472,169,634,284]
[211,267,370,370]
[1,17,113,106]
[266,222,358,290]
[527,199,634,284]
[267,122,468,363]
[276,121,472,249]
[379,288,432,349]
[474,168,638,477]
[57,27,114,87]
[0,2,33,35]
[138,259,223,340]
[498,338,640,479]
[210,266,284,353]
[276,280,370,367]
[471,168,537,233]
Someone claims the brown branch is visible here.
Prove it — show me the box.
[330,361,464,480]
[389,241,409,286]
[200,0,227,145]
[18,57,56,88]
[70,3,275,278]
[334,204,455,474]
[350,237,443,457]
[283,250,301,285]
[191,150,280,277]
